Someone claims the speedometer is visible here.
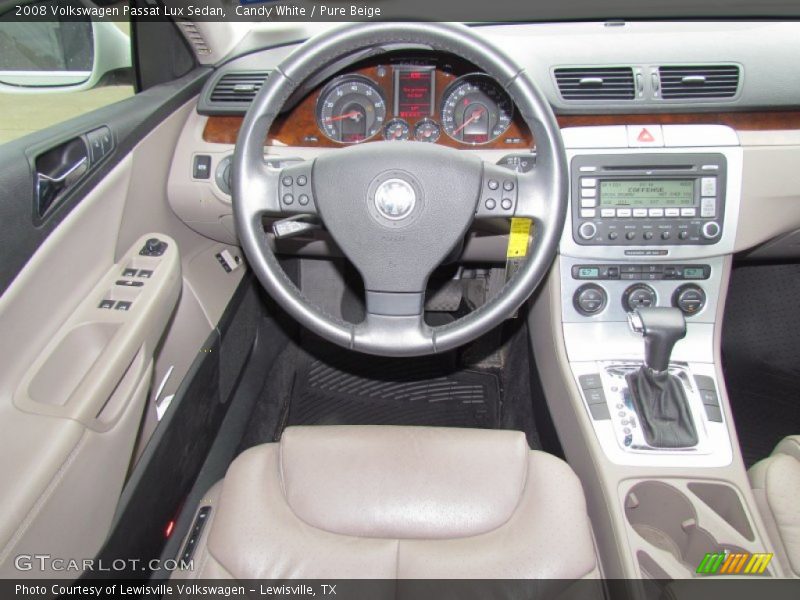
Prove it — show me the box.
[316,75,387,144]
[441,74,513,145]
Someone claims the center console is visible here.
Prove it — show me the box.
[559,125,741,468]
[532,124,784,580]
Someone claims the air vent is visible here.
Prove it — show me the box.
[554,67,635,101]
[659,65,740,99]
[209,71,271,105]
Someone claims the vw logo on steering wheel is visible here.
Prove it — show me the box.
[374,178,417,220]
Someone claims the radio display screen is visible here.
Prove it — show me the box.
[599,180,695,207]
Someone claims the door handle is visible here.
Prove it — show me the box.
[35,137,90,218]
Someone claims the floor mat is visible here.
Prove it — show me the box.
[286,348,501,429]
[722,263,800,468]
[723,364,800,468]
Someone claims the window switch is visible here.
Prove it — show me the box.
[193,155,211,179]
[116,279,144,287]
[122,268,138,277]
[98,299,115,309]
[115,301,132,311]
[137,269,153,278]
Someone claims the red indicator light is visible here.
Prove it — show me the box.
[165,520,175,538]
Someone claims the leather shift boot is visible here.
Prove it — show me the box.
[626,367,698,448]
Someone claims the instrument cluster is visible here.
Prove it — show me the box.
[311,61,526,147]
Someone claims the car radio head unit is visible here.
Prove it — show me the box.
[571,153,727,246]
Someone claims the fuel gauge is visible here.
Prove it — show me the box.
[414,118,440,143]
[383,118,410,141]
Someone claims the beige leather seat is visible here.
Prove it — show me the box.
[175,425,600,579]
[749,435,800,577]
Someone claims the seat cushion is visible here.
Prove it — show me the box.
[749,435,800,577]
[177,425,599,580]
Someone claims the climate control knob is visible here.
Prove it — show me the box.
[672,284,707,316]
[622,283,657,312]
[573,284,607,316]
[702,221,721,239]
[578,222,598,241]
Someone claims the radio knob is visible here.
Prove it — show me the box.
[702,221,721,239]
[578,222,597,240]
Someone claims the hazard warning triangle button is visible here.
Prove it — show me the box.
[638,128,655,143]
[627,125,664,147]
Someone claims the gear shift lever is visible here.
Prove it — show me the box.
[626,307,698,448]
[627,307,687,373]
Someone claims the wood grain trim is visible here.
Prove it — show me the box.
[204,110,800,145]
[203,116,242,145]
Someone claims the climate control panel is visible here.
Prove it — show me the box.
[567,261,712,320]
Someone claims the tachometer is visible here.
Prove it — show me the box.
[316,76,387,144]
[441,74,513,145]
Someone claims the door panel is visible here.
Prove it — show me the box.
[0,161,180,576]
[0,70,209,577]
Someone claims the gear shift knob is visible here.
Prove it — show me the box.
[628,307,687,373]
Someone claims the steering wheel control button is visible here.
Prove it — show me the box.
[623,284,657,312]
[278,163,317,215]
[573,283,608,316]
[478,164,518,217]
[673,284,707,316]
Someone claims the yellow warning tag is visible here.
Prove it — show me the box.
[506,218,533,258]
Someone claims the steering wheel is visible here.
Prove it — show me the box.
[232,22,567,357]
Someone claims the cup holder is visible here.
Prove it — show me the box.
[624,481,744,570]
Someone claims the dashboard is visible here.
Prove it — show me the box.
[201,54,532,149]
[172,21,800,264]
